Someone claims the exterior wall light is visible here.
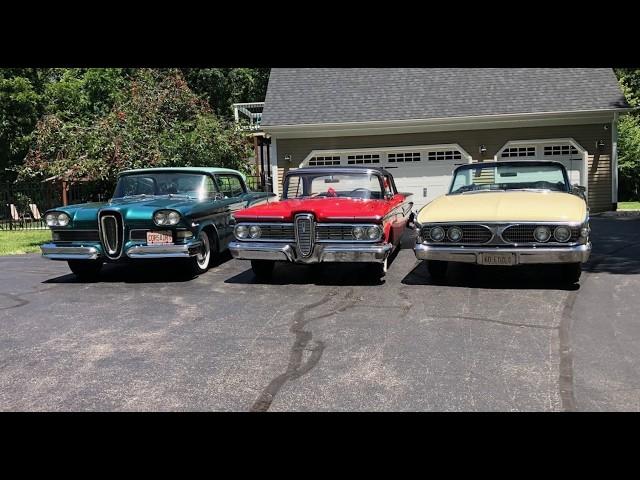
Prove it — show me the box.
[284,154,292,163]
[479,145,487,155]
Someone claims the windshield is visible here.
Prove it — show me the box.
[113,173,215,199]
[449,163,570,195]
[283,172,385,200]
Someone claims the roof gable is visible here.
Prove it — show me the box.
[261,68,630,127]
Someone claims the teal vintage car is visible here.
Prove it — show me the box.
[40,167,273,279]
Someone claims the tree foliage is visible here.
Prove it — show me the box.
[615,69,640,200]
[10,69,264,183]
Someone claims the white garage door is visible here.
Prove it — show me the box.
[300,144,472,211]
[495,139,587,188]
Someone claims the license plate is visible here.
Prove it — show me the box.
[146,231,173,245]
[481,253,515,266]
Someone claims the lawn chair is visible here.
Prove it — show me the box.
[29,203,43,227]
[9,204,24,229]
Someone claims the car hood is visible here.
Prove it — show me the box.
[417,191,588,223]
[233,197,391,222]
[50,197,199,228]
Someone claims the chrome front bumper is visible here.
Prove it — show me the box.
[229,241,392,264]
[125,242,202,259]
[414,243,592,265]
[40,244,100,260]
[41,242,201,260]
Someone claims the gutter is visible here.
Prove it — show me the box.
[262,108,634,137]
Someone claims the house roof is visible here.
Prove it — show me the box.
[261,68,630,127]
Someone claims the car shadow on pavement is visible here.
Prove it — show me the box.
[42,253,234,284]
[224,245,403,287]
[401,261,581,291]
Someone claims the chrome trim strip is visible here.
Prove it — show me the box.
[229,242,296,262]
[414,243,591,265]
[41,244,100,260]
[126,242,202,259]
[229,241,391,264]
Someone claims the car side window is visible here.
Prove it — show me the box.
[216,174,245,198]
[203,176,218,198]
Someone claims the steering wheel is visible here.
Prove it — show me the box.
[349,188,370,197]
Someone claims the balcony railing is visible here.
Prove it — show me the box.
[232,102,264,131]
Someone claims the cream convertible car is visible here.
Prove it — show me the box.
[414,160,591,284]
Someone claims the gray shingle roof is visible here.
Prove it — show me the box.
[261,68,629,126]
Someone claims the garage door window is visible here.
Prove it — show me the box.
[388,152,421,163]
[347,154,380,165]
[500,146,536,158]
[427,150,462,161]
[309,156,341,166]
[543,145,578,156]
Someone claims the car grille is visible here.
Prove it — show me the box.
[130,229,148,241]
[295,214,314,257]
[260,224,295,241]
[316,225,354,241]
[421,224,493,244]
[53,230,100,242]
[98,210,124,259]
[502,225,581,244]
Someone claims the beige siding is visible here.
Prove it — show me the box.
[275,124,613,212]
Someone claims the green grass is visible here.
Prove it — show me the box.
[0,230,51,255]
[618,201,640,211]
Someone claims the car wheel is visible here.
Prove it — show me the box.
[427,260,448,280]
[251,260,275,280]
[188,230,213,275]
[67,260,103,280]
[561,263,582,284]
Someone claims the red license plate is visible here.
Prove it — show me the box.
[146,231,173,245]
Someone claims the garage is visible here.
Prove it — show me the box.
[299,144,473,210]
[259,69,631,213]
[495,138,587,189]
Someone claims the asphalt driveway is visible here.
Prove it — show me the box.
[0,216,639,411]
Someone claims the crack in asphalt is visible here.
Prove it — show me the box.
[250,288,358,412]
[559,238,640,412]
[0,285,63,311]
[0,293,29,310]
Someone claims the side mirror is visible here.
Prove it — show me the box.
[572,184,587,199]
[211,192,226,201]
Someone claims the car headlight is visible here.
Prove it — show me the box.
[553,226,571,243]
[447,226,463,242]
[235,225,249,239]
[353,226,365,240]
[154,210,181,226]
[45,212,70,227]
[429,226,445,242]
[249,225,262,239]
[580,226,590,238]
[534,226,551,243]
[366,225,381,241]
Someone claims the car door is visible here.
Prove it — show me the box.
[215,173,250,246]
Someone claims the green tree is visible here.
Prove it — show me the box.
[19,69,252,183]
[615,69,640,200]
[181,68,270,118]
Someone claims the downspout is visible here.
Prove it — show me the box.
[612,112,619,208]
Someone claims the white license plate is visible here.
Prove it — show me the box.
[481,253,515,266]
[146,231,173,245]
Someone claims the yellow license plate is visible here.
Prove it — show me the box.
[146,231,173,245]
[481,253,514,266]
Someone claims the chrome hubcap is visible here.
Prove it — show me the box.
[196,232,210,269]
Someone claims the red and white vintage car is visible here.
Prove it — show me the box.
[229,167,413,279]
